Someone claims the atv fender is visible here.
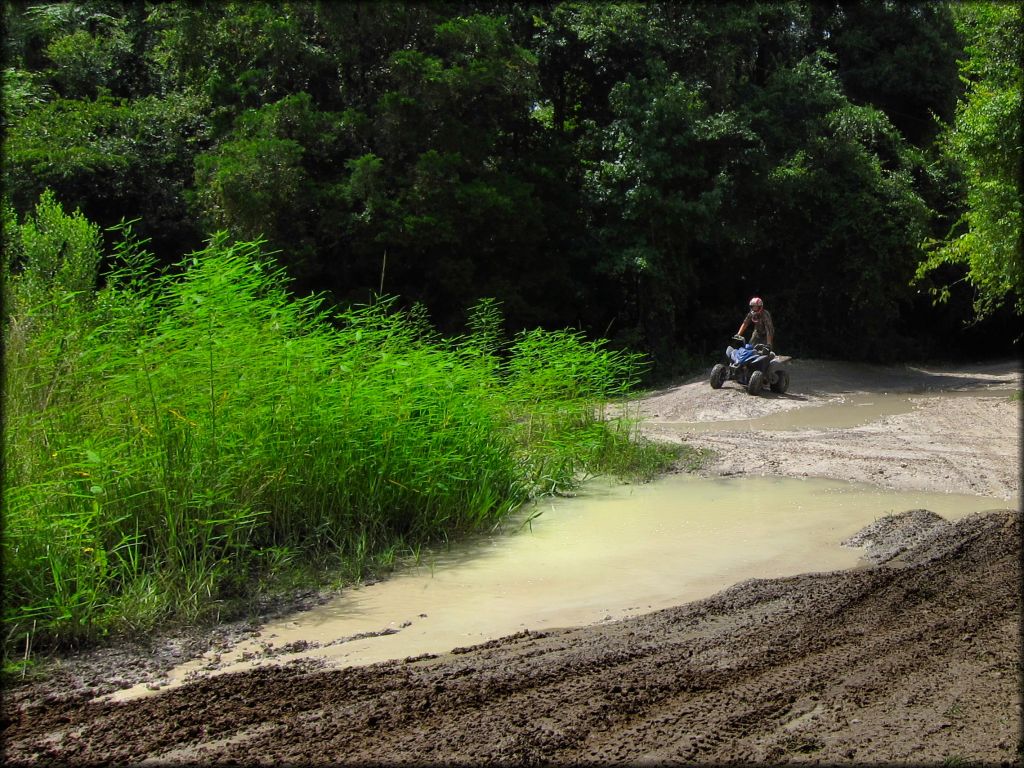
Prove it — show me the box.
[767,356,791,376]
[767,356,792,394]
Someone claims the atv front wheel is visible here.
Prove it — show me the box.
[747,369,764,395]
[710,363,726,389]
[770,369,790,394]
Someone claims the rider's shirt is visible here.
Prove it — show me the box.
[745,309,774,341]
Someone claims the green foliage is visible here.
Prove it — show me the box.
[45,26,129,98]
[3,88,211,255]
[2,195,104,496]
[915,2,1023,318]
[9,1,152,97]
[2,199,663,656]
[464,296,506,361]
[147,1,332,113]
[1,67,54,124]
[4,94,134,203]
[2,190,102,310]
[709,52,934,360]
[816,1,962,147]
[194,137,308,240]
[582,63,759,367]
[3,0,1014,369]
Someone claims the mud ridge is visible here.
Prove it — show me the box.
[3,510,1019,765]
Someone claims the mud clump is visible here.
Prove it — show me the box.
[842,507,949,564]
[3,510,1019,766]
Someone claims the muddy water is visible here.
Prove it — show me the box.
[114,474,1009,702]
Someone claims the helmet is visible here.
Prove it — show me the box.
[749,297,763,315]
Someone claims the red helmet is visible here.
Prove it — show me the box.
[749,297,763,314]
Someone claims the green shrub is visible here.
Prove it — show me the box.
[2,193,678,657]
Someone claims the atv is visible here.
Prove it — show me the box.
[710,335,790,395]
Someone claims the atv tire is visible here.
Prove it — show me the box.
[770,369,790,394]
[747,369,765,395]
[710,363,726,389]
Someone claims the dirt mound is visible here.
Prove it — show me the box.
[3,510,1019,765]
[842,508,949,564]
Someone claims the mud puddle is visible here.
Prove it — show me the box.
[112,474,1007,702]
[659,387,1017,433]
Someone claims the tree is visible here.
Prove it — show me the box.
[147,1,334,120]
[735,55,932,360]
[329,12,549,325]
[915,2,1023,319]
[4,91,212,258]
[582,68,758,366]
[814,0,963,147]
[0,0,1002,367]
[4,1,136,97]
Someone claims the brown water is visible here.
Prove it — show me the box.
[114,473,1010,701]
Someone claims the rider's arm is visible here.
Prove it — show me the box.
[737,319,749,336]
[764,312,775,347]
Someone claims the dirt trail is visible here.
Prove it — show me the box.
[3,358,1021,765]
[640,358,1021,501]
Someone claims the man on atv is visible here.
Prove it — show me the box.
[736,296,774,350]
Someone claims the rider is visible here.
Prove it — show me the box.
[736,297,774,350]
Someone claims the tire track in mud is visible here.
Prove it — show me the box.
[4,510,1019,765]
[643,360,1021,501]
[675,397,1019,500]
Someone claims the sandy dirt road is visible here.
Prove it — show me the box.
[3,358,1021,765]
[639,358,1021,501]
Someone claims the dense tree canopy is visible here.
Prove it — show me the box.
[3,0,1020,375]
[915,2,1023,319]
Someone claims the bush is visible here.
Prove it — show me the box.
[2,195,674,657]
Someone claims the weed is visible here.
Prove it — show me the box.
[943,701,965,719]
[2,198,683,660]
[942,756,978,767]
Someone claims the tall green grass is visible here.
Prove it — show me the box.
[2,194,682,659]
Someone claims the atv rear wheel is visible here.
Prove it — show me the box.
[770,369,790,394]
[710,363,726,389]
[747,369,764,395]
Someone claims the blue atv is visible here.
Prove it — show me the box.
[710,335,790,395]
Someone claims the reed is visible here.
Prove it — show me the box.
[2,196,684,660]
